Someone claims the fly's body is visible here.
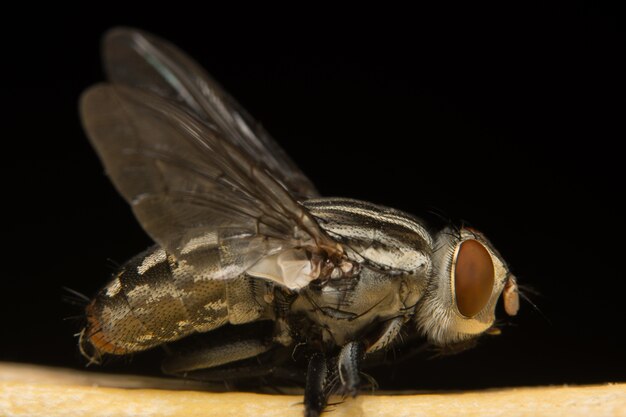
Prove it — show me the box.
[79,28,520,416]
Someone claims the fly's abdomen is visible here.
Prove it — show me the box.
[81,245,270,360]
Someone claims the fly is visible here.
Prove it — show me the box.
[78,27,520,417]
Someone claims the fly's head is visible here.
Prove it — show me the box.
[416,227,519,347]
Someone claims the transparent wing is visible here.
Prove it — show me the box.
[102,27,318,200]
[80,84,338,283]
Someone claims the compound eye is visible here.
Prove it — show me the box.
[454,239,494,317]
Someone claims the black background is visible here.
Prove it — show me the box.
[2,4,624,390]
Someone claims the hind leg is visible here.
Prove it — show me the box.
[162,338,272,375]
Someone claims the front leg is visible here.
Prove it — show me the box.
[337,340,365,397]
[335,317,404,397]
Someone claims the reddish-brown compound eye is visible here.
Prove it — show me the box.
[454,239,495,317]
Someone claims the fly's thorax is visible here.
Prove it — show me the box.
[303,197,434,273]
[289,265,427,347]
[81,245,274,362]
[415,227,512,346]
[284,198,436,347]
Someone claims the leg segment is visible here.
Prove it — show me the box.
[162,338,271,375]
[337,341,365,397]
[365,316,404,353]
[303,353,329,417]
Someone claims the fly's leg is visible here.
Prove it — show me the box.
[303,353,330,417]
[303,319,406,414]
[333,318,405,398]
[169,359,305,387]
[161,338,271,375]
[365,316,404,353]
[337,341,365,397]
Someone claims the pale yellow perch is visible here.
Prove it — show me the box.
[0,362,624,417]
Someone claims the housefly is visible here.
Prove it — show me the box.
[79,27,520,417]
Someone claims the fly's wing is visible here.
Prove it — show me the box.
[102,27,318,200]
[80,84,339,288]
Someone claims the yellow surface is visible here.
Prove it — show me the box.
[0,362,624,417]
